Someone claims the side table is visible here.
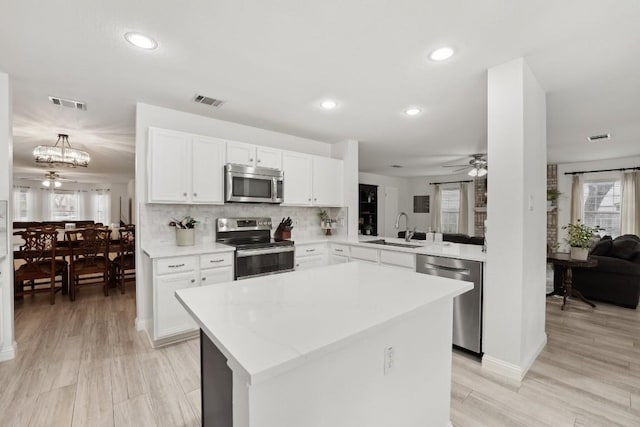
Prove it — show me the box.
[547,252,597,310]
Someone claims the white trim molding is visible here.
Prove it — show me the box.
[482,333,547,381]
[0,340,16,362]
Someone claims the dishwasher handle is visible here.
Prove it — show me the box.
[420,263,471,276]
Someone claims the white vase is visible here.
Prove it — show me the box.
[570,247,588,261]
[176,228,195,246]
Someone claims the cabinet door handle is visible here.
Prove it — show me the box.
[257,159,261,163]
[183,192,187,197]
[202,277,206,281]
[168,263,185,268]
[305,249,316,253]
[190,279,195,283]
[314,198,317,201]
[249,158,254,162]
[308,198,311,201]
[335,249,343,253]
[193,192,197,197]
[210,259,224,263]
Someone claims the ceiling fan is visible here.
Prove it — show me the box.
[443,154,488,177]
[40,171,75,188]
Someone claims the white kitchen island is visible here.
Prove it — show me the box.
[176,262,472,427]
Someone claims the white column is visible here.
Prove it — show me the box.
[332,140,359,241]
[0,71,16,362]
[483,58,547,380]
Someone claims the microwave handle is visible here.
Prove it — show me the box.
[272,177,277,202]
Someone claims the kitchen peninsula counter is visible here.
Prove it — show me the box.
[176,262,471,427]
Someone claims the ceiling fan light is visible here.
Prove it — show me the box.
[42,180,50,187]
[467,168,478,177]
[477,168,488,177]
[54,181,62,188]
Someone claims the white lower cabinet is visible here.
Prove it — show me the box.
[152,251,234,344]
[156,271,199,338]
[330,254,350,264]
[380,250,415,270]
[295,243,328,270]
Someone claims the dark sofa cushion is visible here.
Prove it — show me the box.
[589,236,612,256]
[609,235,640,261]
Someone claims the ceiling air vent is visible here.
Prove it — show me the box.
[48,96,87,110]
[587,133,611,142]
[193,94,225,107]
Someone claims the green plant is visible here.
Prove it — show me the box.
[546,188,562,201]
[562,220,602,249]
[169,216,198,229]
[318,209,329,223]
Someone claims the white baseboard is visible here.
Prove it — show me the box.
[135,317,151,331]
[482,333,547,381]
[0,340,17,362]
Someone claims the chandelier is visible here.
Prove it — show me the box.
[33,134,90,168]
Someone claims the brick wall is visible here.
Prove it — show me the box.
[547,164,558,248]
[474,177,487,236]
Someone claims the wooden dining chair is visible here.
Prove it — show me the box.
[65,226,111,301]
[13,228,68,305]
[110,225,135,294]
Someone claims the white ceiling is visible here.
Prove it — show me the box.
[1,0,639,181]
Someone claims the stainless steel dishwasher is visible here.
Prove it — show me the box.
[416,255,483,355]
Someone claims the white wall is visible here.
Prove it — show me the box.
[406,173,476,235]
[0,72,15,361]
[358,172,410,237]
[483,58,547,381]
[134,103,338,331]
[556,156,640,245]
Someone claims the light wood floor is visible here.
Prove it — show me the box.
[2,287,639,426]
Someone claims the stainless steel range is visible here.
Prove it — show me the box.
[216,217,295,280]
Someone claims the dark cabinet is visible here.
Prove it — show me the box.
[358,184,378,236]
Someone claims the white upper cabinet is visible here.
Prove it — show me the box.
[282,151,313,205]
[148,128,190,203]
[191,135,226,203]
[312,156,344,207]
[148,127,225,204]
[282,152,343,207]
[227,141,282,169]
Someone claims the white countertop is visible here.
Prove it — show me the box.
[142,241,235,258]
[175,262,472,385]
[296,236,487,262]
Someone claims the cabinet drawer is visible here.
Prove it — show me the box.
[200,252,233,268]
[380,250,415,269]
[296,243,327,258]
[295,254,326,271]
[156,256,197,275]
[350,246,379,262]
[330,244,350,256]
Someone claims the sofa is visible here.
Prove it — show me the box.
[553,234,640,309]
[397,231,484,246]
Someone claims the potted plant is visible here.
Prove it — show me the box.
[169,216,199,246]
[562,219,602,260]
[546,188,561,210]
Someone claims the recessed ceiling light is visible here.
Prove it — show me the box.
[124,32,158,50]
[321,100,337,110]
[429,47,454,61]
[404,108,421,116]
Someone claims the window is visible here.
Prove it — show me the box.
[583,179,621,237]
[440,188,460,233]
[94,191,110,225]
[51,191,79,220]
[13,187,30,221]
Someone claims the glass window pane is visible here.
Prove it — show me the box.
[582,180,621,237]
[440,189,460,233]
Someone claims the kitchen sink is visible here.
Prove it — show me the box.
[364,239,421,249]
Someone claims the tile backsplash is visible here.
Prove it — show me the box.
[141,203,347,245]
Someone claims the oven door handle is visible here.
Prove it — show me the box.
[236,246,295,258]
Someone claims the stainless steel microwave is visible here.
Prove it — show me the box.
[224,163,284,203]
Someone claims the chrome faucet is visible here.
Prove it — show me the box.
[395,212,414,242]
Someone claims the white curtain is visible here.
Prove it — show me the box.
[458,183,469,234]
[570,175,583,224]
[621,171,640,235]
[431,184,441,232]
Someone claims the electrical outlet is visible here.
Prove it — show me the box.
[294,219,299,226]
[384,346,394,375]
